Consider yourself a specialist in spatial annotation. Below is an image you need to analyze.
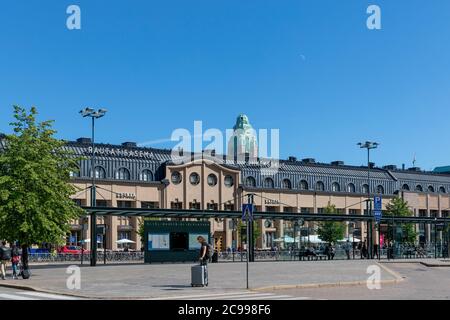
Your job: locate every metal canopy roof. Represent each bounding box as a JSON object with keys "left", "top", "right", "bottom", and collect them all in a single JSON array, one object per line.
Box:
[{"left": 82, "top": 207, "right": 449, "bottom": 224}]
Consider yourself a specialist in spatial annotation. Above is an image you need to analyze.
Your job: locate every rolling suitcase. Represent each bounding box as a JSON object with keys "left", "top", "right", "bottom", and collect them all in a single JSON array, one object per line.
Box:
[{"left": 191, "top": 265, "right": 208, "bottom": 287}]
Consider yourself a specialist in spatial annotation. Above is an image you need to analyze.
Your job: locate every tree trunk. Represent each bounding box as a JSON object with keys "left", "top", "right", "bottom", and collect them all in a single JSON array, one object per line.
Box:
[{"left": 21, "top": 244, "right": 29, "bottom": 270}]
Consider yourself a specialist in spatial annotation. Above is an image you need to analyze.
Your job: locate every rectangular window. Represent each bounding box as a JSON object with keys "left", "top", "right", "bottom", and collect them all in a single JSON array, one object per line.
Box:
[
  {"left": 117, "top": 201, "right": 132, "bottom": 208},
  {"left": 283, "top": 207, "right": 296, "bottom": 213},
  {"left": 224, "top": 203, "right": 235, "bottom": 211},
  {"left": 207, "top": 203, "right": 218, "bottom": 211},
  {"left": 189, "top": 202, "right": 201, "bottom": 210},
  {"left": 170, "top": 232, "right": 188, "bottom": 251},
  {"left": 73, "top": 199, "right": 82, "bottom": 206},
  {"left": 171, "top": 202, "right": 183, "bottom": 210},
  {"left": 96, "top": 200, "right": 108, "bottom": 207},
  {"left": 141, "top": 202, "right": 159, "bottom": 209},
  {"left": 349, "top": 209, "right": 359, "bottom": 215}
]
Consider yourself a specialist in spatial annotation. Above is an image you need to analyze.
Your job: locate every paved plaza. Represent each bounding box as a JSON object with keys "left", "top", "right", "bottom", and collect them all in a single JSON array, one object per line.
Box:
[{"left": 0, "top": 260, "right": 401, "bottom": 299}]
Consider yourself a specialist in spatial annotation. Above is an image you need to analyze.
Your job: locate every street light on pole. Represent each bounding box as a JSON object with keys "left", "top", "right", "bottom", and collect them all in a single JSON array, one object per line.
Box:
[
  {"left": 79, "top": 107, "right": 107, "bottom": 267},
  {"left": 358, "top": 141, "right": 379, "bottom": 259}
]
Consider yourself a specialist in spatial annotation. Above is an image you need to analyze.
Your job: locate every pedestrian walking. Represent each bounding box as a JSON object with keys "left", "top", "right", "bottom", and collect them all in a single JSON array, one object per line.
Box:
[
  {"left": 345, "top": 240, "right": 351, "bottom": 260},
  {"left": 330, "top": 243, "right": 335, "bottom": 260},
  {"left": 373, "top": 243, "right": 379, "bottom": 259},
  {"left": 0, "top": 241, "right": 12, "bottom": 280},
  {"left": 361, "top": 242, "right": 367, "bottom": 259},
  {"left": 11, "top": 243, "right": 20, "bottom": 280}
]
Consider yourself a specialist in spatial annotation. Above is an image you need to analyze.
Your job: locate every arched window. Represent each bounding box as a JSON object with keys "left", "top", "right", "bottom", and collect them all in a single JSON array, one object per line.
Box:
[
  {"left": 264, "top": 177, "right": 274, "bottom": 189},
  {"left": 362, "top": 184, "right": 369, "bottom": 194},
  {"left": 92, "top": 166, "right": 106, "bottom": 179},
  {"left": 224, "top": 175, "right": 234, "bottom": 188},
  {"left": 282, "top": 178, "right": 292, "bottom": 189},
  {"left": 439, "top": 186, "right": 446, "bottom": 193},
  {"left": 416, "top": 185, "right": 423, "bottom": 192},
  {"left": 428, "top": 186, "right": 435, "bottom": 193},
  {"left": 207, "top": 174, "right": 218, "bottom": 187},
  {"left": 171, "top": 171, "right": 182, "bottom": 184},
  {"left": 377, "top": 185, "right": 385, "bottom": 194},
  {"left": 245, "top": 176, "right": 256, "bottom": 187},
  {"left": 315, "top": 181, "right": 325, "bottom": 191},
  {"left": 331, "top": 182, "right": 341, "bottom": 192},
  {"left": 347, "top": 183, "right": 356, "bottom": 193},
  {"left": 140, "top": 169, "right": 153, "bottom": 182},
  {"left": 116, "top": 167, "right": 131, "bottom": 180},
  {"left": 299, "top": 180, "right": 309, "bottom": 190},
  {"left": 402, "top": 184, "right": 410, "bottom": 191},
  {"left": 189, "top": 172, "right": 200, "bottom": 185}
]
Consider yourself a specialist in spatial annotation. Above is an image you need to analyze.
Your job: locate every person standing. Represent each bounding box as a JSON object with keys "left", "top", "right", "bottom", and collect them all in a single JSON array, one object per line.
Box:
[
  {"left": 197, "top": 236, "right": 210, "bottom": 285},
  {"left": 10, "top": 244, "right": 20, "bottom": 280},
  {"left": 0, "top": 241, "right": 12, "bottom": 280}
]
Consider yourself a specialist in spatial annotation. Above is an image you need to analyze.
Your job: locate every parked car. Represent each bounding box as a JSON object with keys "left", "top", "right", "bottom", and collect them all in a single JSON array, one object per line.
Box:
[{"left": 58, "top": 245, "right": 84, "bottom": 254}]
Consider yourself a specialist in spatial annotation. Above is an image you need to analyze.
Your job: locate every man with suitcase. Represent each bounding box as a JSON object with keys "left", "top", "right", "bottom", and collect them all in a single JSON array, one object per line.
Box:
[{"left": 191, "top": 236, "right": 210, "bottom": 287}]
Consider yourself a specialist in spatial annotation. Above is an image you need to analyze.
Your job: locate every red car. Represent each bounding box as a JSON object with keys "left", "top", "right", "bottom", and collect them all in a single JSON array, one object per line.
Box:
[{"left": 58, "top": 245, "right": 86, "bottom": 254}]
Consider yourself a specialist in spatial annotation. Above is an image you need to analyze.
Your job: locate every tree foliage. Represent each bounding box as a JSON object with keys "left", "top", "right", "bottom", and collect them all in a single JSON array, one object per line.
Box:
[
  {"left": 0, "top": 106, "right": 84, "bottom": 247},
  {"left": 384, "top": 196, "right": 417, "bottom": 243},
  {"left": 317, "top": 203, "right": 345, "bottom": 244}
]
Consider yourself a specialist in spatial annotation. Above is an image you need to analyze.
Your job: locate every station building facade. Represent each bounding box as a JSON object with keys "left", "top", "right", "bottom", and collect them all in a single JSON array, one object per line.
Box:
[{"left": 66, "top": 115, "right": 450, "bottom": 251}]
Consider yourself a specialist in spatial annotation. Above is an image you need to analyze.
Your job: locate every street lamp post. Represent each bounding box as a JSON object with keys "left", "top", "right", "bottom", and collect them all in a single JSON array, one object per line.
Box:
[
  {"left": 358, "top": 141, "right": 379, "bottom": 260},
  {"left": 79, "top": 107, "right": 107, "bottom": 267}
]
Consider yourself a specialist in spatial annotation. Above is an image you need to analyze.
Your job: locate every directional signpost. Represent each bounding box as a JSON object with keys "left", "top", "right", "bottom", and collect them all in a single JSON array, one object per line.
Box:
[
  {"left": 374, "top": 196, "right": 382, "bottom": 260},
  {"left": 374, "top": 196, "right": 382, "bottom": 224},
  {"left": 242, "top": 201, "right": 254, "bottom": 289}
]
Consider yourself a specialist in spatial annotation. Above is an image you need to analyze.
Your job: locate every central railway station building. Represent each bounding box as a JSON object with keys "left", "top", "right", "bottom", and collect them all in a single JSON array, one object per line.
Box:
[{"left": 66, "top": 115, "right": 450, "bottom": 251}]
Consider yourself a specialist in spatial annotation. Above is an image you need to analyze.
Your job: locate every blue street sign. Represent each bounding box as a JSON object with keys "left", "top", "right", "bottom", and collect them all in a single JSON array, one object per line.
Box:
[
  {"left": 374, "top": 196, "right": 382, "bottom": 223},
  {"left": 242, "top": 204, "right": 254, "bottom": 221}
]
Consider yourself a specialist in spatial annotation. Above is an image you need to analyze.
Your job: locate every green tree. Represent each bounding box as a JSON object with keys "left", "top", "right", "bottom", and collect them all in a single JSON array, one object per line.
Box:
[
  {"left": 384, "top": 196, "right": 417, "bottom": 243},
  {"left": 237, "top": 220, "right": 261, "bottom": 245},
  {"left": 317, "top": 203, "right": 345, "bottom": 244},
  {"left": 0, "top": 106, "right": 84, "bottom": 268}
]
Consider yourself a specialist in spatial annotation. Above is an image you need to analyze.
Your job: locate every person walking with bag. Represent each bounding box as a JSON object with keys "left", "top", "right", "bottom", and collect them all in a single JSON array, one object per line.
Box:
[
  {"left": 11, "top": 244, "right": 20, "bottom": 280},
  {"left": 0, "top": 241, "right": 12, "bottom": 280}
]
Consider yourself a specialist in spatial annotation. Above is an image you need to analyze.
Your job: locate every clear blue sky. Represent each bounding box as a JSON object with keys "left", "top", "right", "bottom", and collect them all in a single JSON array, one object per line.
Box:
[{"left": 1, "top": 0, "right": 449, "bottom": 170}]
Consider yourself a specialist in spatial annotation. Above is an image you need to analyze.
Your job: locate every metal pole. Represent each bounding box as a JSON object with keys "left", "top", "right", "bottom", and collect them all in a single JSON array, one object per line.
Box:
[
  {"left": 246, "top": 195, "right": 251, "bottom": 289},
  {"left": 367, "top": 147, "right": 372, "bottom": 259},
  {"left": 104, "top": 229, "right": 107, "bottom": 265},
  {"left": 90, "top": 116, "right": 97, "bottom": 267},
  {"left": 378, "top": 222, "right": 381, "bottom": 261},
  {"left": 435, "top": 221, "right": 437, "bottom": 259},
  {"left": 352, "top": 226, "right": 355, "bottom": 259},
  {"left": 232, "top": 219, "right": 235, "bottom": 262}
]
